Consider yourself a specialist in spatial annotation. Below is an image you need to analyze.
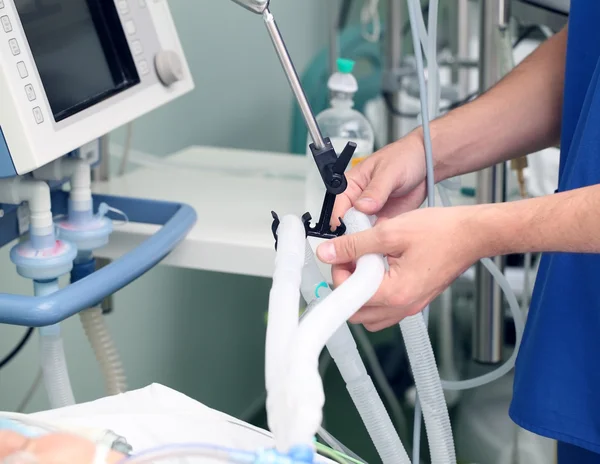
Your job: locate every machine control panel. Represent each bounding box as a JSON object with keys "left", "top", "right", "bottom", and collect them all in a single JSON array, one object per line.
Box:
[{"left": 0, "top": 0, "right": 194, "bottom": 177}]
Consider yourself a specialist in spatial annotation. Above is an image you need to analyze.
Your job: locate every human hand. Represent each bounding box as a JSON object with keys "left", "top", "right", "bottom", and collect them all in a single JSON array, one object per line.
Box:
[
  {"left": 332, "top": 133, "right": 430, "bottom": 226},
  {"left": 318, "top": 206, "right": 486, "bottom": 331},
  {"left": 0, "top": 431, "right": 124, "bottom": 464}
]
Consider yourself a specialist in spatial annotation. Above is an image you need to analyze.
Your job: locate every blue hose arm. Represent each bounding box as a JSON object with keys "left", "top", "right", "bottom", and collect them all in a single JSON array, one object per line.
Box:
[{"left": 0, "top": 192, "right": 197, "bottom": 327}]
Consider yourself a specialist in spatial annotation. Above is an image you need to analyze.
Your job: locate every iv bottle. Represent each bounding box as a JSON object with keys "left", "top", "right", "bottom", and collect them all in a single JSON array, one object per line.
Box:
[{"left": 304, "top": 58, "right": 375, "bottom": 221}]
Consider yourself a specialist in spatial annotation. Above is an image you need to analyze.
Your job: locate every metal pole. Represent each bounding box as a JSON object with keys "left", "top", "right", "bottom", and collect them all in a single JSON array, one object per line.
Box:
[
  {"left": 329, "top": 0, "right": 340, "bottom": 75},
  {"left": 457, "top": 0, "right": 472, "bottom": 98},
  {"left": 263, "top": 9, "right": 325, "bottom": 150},
  {"left": 91, "top": 134, "right": 111, "bottom": 182},
  {"left": 473, "top": 0, "right": 506, "bottom": 364},
  {"left": 386, "top": 0, "right": 403, "bottom": 144}
]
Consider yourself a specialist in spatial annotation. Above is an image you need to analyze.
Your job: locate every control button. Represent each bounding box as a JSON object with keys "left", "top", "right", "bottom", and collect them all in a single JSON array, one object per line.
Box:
[
  {"left": 25, "top": 84, "right": 35, "bottom": 101},
  {"left": 154, "top": 50, "right": 184, "bottom": 87},
  {"left": 124, "top": 20, "right": 136, "bottom": 35},
  {"left": 138, "top": 59, "right": 149, "bottom": 75},
  {"left": 17, "top": 61, "right": 27, "bottom": 78},
  {"left": 118, "top": 0, "right": 129, "bottom": 14},
  {"left": 9, "top": 38, "right": 20, "bottom": 56},
  {"left": 1, "top": 15, "right": 11, "bottom": 32},
  {"left": 0, "top": 1, "right": 5, "bottom": 9},
  {"left": 131, "top": 39, "right": 143, "bottom": 56},
  {"left": 32, "top": 107, "right": 43, "bottom": 124}
]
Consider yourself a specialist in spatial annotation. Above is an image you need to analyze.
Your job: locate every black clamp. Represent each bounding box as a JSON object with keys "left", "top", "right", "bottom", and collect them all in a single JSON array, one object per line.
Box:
[{"left": 272, "top": 138, "right": 356, "bottom": 248}]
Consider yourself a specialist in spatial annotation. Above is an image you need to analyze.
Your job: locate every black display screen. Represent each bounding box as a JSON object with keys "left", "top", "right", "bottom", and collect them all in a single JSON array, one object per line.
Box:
[{"left": 15, "top": 0, "right": 139, "bottom": 122}]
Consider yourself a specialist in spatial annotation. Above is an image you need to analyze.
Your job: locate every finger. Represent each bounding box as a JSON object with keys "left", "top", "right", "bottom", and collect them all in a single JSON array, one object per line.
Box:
[
  {"left": 363, "top": 319, "right": 399, "bottom": 332},
  {"left": 331, "top": 262, "right": 354, "bottom": 288},
  {"left": 377, "top": 183, "right": 428, "bottom": 219},
  {"left": 349, "top": 306, "right": 392, "bottom": 325},
  {"left": 0, "top": 431, "right": 28, "bottom": 457},
  {"left": 331, "top": 165, "right": 373, "bottom": 227},
  {"left": 355, "top": 162, "right": 404, "bottom": 215},
  {"left": 317, "top": 228, "right": 386, "bottom": 264}
]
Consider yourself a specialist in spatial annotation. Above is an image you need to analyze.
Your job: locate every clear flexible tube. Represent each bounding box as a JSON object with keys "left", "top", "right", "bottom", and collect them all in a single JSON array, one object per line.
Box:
[
  {"left": 302, "top": 245, "right": 410, "bottom": 464},
  {"left": 349, "top": 324, "right": 409, "bottom": 441},
  {"left": 406, "top": 0, "right": 440, "bottom": 461},
  {"left": 34, "top": 280, "right": 75, "bottom": 410},
  {"left": 406, "top": 0, "right": 525, "bottom": 393},
  {"left": 401, "top": 314, "right": 455, "bottom": 464},
  {"left": 79, "top": 306, "right": 127, "bottom": 396},
  {"left": 39, "top": 326, "right": 76, "bottom": 410},
  {"left": 121, "top": 444, "right": 254, "bottom": 464},
  {"left": 317, "top": 427, "right": 367, "bottom": 464}
]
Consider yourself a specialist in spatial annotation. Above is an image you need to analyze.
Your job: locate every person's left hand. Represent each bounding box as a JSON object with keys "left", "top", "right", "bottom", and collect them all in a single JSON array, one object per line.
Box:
[{"left": 316, "top": 206, "right": 488, "bottom": 331}]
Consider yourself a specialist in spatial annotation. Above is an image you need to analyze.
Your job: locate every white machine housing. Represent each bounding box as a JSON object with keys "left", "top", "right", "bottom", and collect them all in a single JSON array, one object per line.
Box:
[
  {"left": 520, "top": 0, "right": 570, "bottom": 14},
  {"left": 0, "top": 0, "right": 194, "bottom": 177}
]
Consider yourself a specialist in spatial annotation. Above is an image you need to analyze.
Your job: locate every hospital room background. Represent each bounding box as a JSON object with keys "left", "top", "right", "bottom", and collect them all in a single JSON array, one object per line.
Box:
[{"left": 0, "top": 1, "right": 562, "bottom": 462}]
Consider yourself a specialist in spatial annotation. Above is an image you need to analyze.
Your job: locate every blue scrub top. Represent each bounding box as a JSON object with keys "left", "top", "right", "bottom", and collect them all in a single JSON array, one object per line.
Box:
[{"left": 510, "top": 0, "right": 600, "bottom": 455}]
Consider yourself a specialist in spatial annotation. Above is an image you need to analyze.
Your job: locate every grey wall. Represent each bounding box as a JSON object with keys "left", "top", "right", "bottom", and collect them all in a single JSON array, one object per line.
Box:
[{"left": 115, "top": 0, "right": 331, "bottom": 156}]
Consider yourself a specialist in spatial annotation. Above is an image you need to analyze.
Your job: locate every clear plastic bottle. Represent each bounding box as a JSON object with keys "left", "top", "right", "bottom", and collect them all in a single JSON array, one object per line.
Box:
[{"left": 304, "top": 58, "right": 375, "bottom": 221}]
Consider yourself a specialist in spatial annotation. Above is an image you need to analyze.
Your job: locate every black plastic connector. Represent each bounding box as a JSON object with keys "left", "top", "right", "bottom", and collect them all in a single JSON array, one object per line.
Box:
[{"left": 271, "top": 139, "right": 356, "bottom": 248}]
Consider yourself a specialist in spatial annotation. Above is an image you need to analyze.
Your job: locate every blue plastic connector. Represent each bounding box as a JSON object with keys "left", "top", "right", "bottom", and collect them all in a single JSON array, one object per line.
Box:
[
  {"left": 71, "top": 259, "right": 96, "bottom": 284},
  {"left": 287, "top": 446, "right": 315, "bottom": 463},
  {"left": 0, "top": 191, "right": 197, "bottom": 327}
]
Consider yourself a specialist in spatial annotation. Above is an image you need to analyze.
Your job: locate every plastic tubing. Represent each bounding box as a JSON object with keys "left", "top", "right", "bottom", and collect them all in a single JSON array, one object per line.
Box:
[
  {"left": 35, "top": 280, "right": 76, "bottom": 410},
  {"left": 407, "top": 0, "right": 525, "bottom": 392},
  {"left": 282, "top": 209, "right": 385, "bottom": 450},
  {"left": 120, "top": 444, "right": 255, "bottom": 464},
  {"left": 301, "top": 245, "right": 410, "bottom": 464},
  {"left": 79, "top": 305, "right": 127, "bottom": 396},
  {"left": 317, "top": 427, "right": 366, "bottom": 464},
  {"left": 400, "top": 314, "right": 455, "bottom": 464},
  {"left": 265, "top": 215, "right": 306, "bottom": 450}
]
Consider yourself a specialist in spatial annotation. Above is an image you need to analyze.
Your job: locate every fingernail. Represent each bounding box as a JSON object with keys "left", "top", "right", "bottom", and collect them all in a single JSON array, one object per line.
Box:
[
  {"left": 318, "top": 243, "right": 337, "bottom": 263},
  {"left": 357, "top": 197, "right": 376, "bottom": 208}
]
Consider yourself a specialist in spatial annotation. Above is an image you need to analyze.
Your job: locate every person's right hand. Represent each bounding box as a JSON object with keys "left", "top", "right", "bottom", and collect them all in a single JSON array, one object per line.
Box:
[{"left": 333, "top": 132, "right": 430, "bottom": 225}]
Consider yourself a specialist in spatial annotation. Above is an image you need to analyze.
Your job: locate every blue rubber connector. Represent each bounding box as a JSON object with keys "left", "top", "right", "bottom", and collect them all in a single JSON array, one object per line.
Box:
[
  {"left": 288, "top": 446, "right": 315, "bottom": 463},
  {"left": 71, "top": 259, "right": 97, "bottom": 284}
]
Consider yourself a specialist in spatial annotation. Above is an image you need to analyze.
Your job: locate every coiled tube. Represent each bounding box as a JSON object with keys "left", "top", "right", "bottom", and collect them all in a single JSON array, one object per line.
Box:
[
  {"left": 302, "top": 245, "right": 410, "bottom": 464},
  {"left": 79, "top": 306, "right": 127, "bottom": 396},
  {"left": 39, "top": 326, "right": 75, "bottom": 410}
]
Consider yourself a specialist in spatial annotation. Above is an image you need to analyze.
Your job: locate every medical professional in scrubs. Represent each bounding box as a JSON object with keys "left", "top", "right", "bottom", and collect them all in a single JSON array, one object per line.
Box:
[{"left": 317, "top": 2, "right": 600, "bottom": 461}]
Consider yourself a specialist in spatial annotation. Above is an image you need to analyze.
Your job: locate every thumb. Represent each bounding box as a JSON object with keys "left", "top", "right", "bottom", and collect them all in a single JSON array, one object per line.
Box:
[
  {"left": 317, "top": 229, "right": 383, "bottom": 264},
  {"left": 355, "top": 165, "right": 401, "bottom": 215}
]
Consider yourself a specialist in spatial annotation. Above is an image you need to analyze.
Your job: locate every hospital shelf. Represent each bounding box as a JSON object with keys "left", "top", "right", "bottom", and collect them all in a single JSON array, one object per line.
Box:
[
  {"left": 92, "top": 146, "right": 530, "bottom": 297},
  {"left": 93, "top": 146, "right": 309, "bottom": 279}
]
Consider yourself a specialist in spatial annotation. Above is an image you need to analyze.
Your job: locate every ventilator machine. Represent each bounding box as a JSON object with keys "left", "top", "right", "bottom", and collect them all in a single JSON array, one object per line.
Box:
[{"left": 0, "top": 0, "right": 558, "bottom": 462}]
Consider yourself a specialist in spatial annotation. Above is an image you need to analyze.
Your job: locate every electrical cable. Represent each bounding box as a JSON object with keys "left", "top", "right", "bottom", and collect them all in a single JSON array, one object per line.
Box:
[{"left": 0, "top": 328, "right": 34, "bottom": 370}]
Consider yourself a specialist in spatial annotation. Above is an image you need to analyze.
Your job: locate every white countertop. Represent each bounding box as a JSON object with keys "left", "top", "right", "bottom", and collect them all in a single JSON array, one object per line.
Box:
[{"left": 93, "top": 146, "right": 308, "bottom": 278}]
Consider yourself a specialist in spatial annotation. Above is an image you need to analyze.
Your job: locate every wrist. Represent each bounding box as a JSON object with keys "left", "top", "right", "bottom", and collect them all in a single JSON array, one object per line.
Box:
[
  {"left": 465, "top": 201, "right": 528, "bottom": 259},
  {"left": 408, "top": 120, "right": 455, "bottom": 184}
]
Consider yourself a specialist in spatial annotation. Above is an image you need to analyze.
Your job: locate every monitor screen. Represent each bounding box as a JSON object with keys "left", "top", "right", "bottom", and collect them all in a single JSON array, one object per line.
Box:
[{"left": 15, "top": 0, "right": 139, "bottom": 122}]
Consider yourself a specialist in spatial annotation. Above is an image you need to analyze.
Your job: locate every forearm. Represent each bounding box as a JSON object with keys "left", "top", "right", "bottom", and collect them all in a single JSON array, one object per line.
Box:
[
  {"left": 415, "top": 26, "right": 568, "bottom": 182},
  {"left": 472, "top": 185, "right": 600, "bottom": 258}
]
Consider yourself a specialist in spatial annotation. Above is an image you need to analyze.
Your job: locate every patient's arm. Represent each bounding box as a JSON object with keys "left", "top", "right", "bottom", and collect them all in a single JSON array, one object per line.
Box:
[{"left": 0, "top": 431, "right": 124, "bottom": 463}]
